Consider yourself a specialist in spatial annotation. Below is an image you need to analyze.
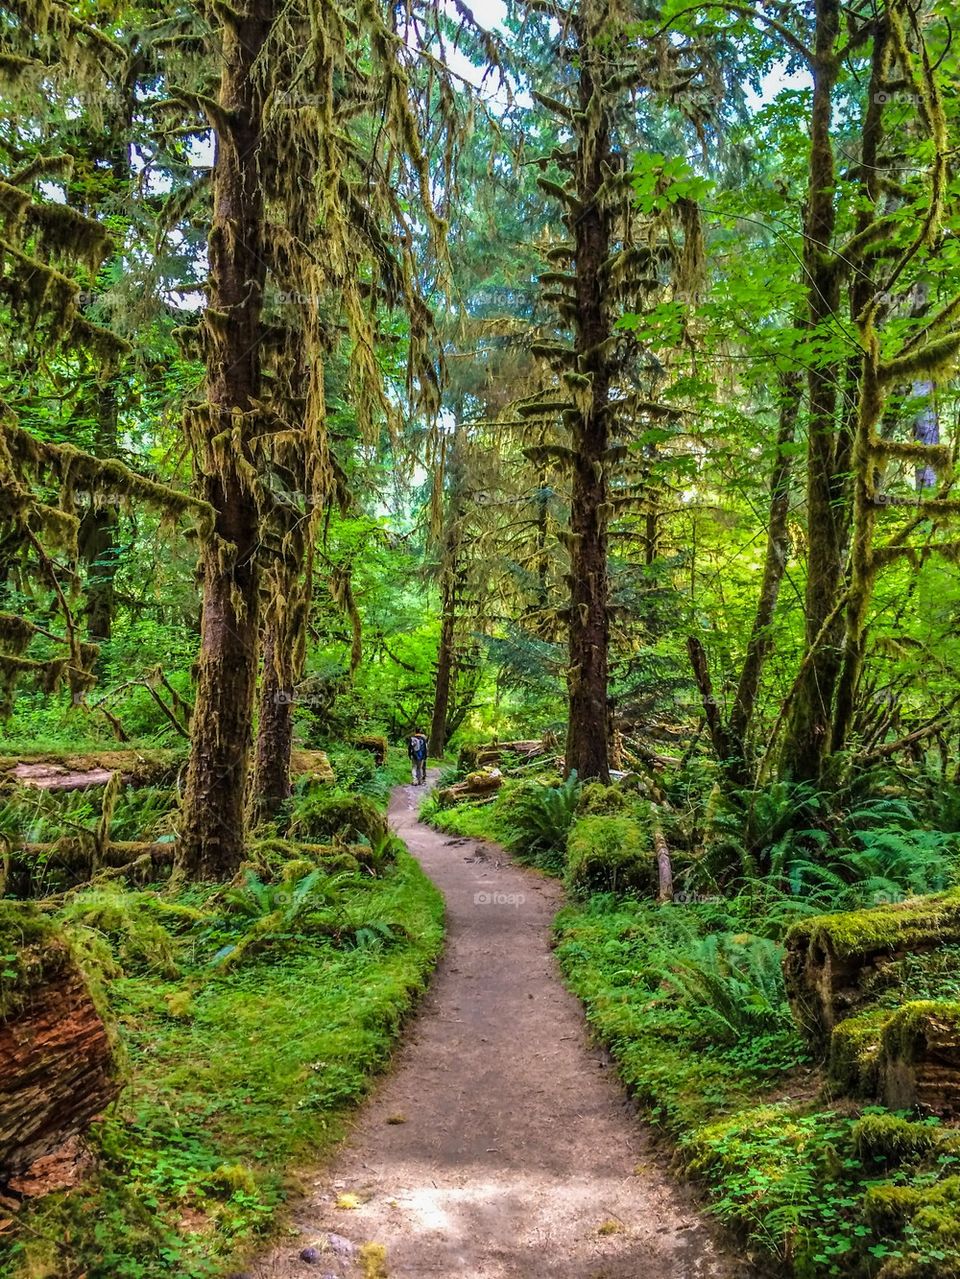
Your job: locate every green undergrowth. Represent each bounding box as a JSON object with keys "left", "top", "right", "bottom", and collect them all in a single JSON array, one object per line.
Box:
[
  {"left": 554, "top": 893, "right": 960, "bottom": 1278},
  {"left": 1, "top": 848, "right": 444, "bottom": 1279}
]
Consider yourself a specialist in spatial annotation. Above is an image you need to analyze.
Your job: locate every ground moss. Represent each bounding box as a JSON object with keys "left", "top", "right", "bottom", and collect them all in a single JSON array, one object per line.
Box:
[{"left": 864, "top": 1177, "right": 960, "bottom": 1278}]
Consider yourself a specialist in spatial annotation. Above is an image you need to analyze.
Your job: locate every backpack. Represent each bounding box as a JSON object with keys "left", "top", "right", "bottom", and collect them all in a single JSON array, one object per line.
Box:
[{"left": 410, "top": 734, "right": 427, "bottom": 760}]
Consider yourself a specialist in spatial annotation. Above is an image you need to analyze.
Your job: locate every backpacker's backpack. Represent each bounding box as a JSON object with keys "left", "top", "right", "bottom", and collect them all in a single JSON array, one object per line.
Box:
[{"left": 410, "top": 734, "right": 427, "bottom": 760}]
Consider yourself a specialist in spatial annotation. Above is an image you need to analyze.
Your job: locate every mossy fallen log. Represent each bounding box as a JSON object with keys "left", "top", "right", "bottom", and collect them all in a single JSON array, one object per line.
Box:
[
  {"left": 0, "top": 903, "right": 119, "bottom": 1182},
  {"left": 290, "top": 750, "right": 335, "bottom": 785},
  {"left": 878, "top": 1001, "right": 960, "bottom": 1117},
  {"left": 352, "top": 736, "right": 387, "bottom": 765},
  {"left": 0, "top": 750, "right": 184, "bottom": 792},
  {"left": 437, "top": 768, "right": 503, "bottom": 806},
  {"left": 458, "top": 740, "right": 545, "bottom": 770},
  {"left": 0, "top": 748, "right": 333, "bottom": 793},
  {"left": 784, "top": 890, "right": 960, "bottom": 1047},
  {"left": 3, "top": 840, "right": 175, "bottom": 897}
]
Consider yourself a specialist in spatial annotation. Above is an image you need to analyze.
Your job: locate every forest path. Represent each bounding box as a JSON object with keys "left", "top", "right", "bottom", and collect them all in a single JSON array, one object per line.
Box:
[{"left": 250, "top": 775, "right": 741, "bottom": 1279}]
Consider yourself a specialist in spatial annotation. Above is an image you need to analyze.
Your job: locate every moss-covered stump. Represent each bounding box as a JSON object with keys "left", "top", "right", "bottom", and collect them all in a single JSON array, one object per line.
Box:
[
  {"left": 784, "top": 891, "right": 960, "bottom": 1048},
  {"left": 290, "top": 749, "right": 335, "bottom": 785},
  {"left": 877, "top": 1001, "right": 960, "bottom": 1117},
  {"left": 285, "top": 793, "right": 387, "bottom": 846},
  {"left": 565, "top": 815, "right": 653, "bottom": 896},
  {"left": 0, "top": 904, "right": 119, "bottom": 1182}
]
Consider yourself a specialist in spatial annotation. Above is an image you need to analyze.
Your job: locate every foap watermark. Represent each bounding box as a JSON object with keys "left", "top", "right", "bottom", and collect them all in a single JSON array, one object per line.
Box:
[
  {"left": 874, "top": 90, "right": 921, "bottom": 105},
  {"left": 474, "top": 889, "right": 525, "bottom": 908},
  {"left": 274, "top": 688, "right": 326, "bottom": 706},
  {"left": 671, "top": 890, "right": 724, "bottom": 905}
]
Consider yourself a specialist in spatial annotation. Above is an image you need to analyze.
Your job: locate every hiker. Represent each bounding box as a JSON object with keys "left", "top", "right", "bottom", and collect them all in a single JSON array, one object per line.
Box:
[{"left": 408, "top": 729, "right": 428, "bottom": 785}]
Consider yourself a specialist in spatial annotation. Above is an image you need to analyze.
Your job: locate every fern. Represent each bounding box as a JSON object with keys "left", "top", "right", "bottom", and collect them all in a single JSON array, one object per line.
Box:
[
  {"left": 662, "top": 932, "right": 793, "bottom": 1046},
  {"left": 501, "top": 771, "right": 581, "bottom": 869}
]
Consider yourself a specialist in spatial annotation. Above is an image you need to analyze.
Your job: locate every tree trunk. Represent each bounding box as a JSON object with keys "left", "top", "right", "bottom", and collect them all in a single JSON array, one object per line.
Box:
[
  {"left": 780, "top": 0, "right": 844, "bottom": 783},
  {"left": 176, "top": 1, "right": 270, "bottom": 880},
  {"left": 78, "top": 384, "right": 120, "bottom": 645},
  {"left": 729, "top": 368, "right": 801, "bottom": 754},
  {"left": 913, "top": 379, "right": 938, "bottom": 490},
  {"left": 252, "top": 622, "right": 295, "bottom": 822},
  {"left": 428, "top": 585, "right": 456, "bottom": 759},
  {"left": 564, "top": 3, "right": 611, "bottom": 783},
  {"left": 829, "top": 17, "right": 887, "bottom": 756}
]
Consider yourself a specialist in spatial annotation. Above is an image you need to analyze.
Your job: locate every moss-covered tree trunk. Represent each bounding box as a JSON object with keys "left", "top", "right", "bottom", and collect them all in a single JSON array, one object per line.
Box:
[
  {"left": 177, "top": 1, "right": 271, "bottom": 879},
  {"left": 727, "top": 368, "right": 801, "bottom": 764},
  {"left": 252, "top": 622, "right": 295, "bottom": 821},
  {"left": 564, "top": 0, "right": 611, "bottom": 783},
  {"left": 780, "top": 0, "right": 844, "bottom": 783},
  {"left": 428, "top": 572, "right": 456, "bottom": 759},
  {"left": 78, "top": 383, "right": 120, "bottom": 643}
]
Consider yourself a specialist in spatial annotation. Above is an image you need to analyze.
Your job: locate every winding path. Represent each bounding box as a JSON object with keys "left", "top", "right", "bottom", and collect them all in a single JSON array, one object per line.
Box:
[{"left": 251, "top": 778, "right": 741, "bottom": 1278}]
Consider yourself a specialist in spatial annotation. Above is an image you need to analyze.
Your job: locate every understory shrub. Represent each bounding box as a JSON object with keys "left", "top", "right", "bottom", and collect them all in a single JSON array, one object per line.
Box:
[
  {"left": 284, "top": 791, "right": 388, "bottom": 847},
  {"left": 565, "top": 814, "right": 652, "bottom": 896},
  {"left": 498, "top": 771, "right": 581, "bottom": 870}
]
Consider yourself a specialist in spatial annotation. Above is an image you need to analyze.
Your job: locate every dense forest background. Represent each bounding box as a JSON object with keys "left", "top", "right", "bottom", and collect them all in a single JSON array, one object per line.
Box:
[
  {"left": 4, "top": 0, "right": 960, "bottom": 821},
  {"left": 4, "top": 0, "right": 960, "bottom": 1276}
]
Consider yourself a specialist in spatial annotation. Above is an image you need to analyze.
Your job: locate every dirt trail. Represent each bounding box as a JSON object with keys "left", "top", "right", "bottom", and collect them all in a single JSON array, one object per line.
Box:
[{"left": 251, "top": 777, "right": 742, "bottom": 1279}]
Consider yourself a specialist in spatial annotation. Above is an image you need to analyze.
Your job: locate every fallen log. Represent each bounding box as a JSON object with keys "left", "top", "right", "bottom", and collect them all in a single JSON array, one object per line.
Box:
[
  {"left": 2, "top": 841, "right": 176, "bottom": 898},
  {"left": 0, "top": 750, "right": 185, "bottom": 792},
  {"left": 0, "top": 904, "right": 120, "bottom": 1182},
  {"left": 784, "top": 891, "right": 960, "bottom": 1048},
  {"left": 352, "top": 736, "right": 387, "bottom": 766},
  {"left": 459, "top": 741, "right": 545, "bottom": 770},
  {"left": 437, "top": 768, "right": 503, "bottom": 807}
]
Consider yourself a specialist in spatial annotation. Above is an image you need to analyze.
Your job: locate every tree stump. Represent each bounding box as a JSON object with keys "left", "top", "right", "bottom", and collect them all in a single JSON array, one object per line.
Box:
[
  {"left": 0, "top": 912, "right": 119, "bottom": 1182},
  {"left": 878, "top": 1001, "right": 960, "bottom": 1117}
]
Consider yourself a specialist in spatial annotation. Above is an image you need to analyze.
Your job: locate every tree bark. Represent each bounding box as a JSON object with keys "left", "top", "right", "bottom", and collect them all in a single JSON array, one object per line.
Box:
[
  {"left": 176, "top": 1, "right": 271, "bottom": 879},
  {"left": 729, "top": 368, "right": 801, "bottom": 752},
  {"left": 780, "top": 0, "right": 844, "bottom": 783},
  {"left": 564, "top": 0, "right": 612, "bottom": 783},
  {"left": 0, "top": 960, "right": 119, "bottom": 1179},
  {"left": 252, "top": 622, "right": 295, "bottom": 821},
  {"left": 428, "top": 590, "right": 456, "bottom": 759}
]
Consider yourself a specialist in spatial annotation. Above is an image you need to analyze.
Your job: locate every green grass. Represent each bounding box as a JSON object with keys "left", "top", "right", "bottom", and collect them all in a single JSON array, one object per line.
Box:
[
  {"left": 554, "top": 893, "right": 960, "bottom": 1278},
  {"left": 421, "top": 797, "right": 507, "bottom": 843},
  {"left": 1, "top": 850, "right": 444, "bottom": 1279}
]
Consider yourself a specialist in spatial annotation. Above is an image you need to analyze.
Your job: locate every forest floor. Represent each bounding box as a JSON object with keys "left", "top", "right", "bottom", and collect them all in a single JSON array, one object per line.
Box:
[{"left": 250, "top": 775, "right": 741, "bottom": 1279}]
